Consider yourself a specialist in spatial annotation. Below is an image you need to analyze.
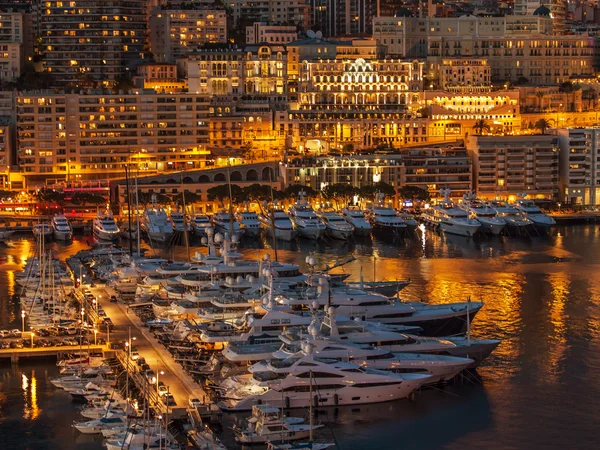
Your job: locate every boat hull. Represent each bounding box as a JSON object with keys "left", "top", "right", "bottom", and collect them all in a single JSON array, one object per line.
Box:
[
  {"left": 53, "top": 230, "right": 73, "bottom": 241},
  {"left": 476, "top": 219, "right": 505, "bottom": 236},
  {"left": 295, "top": 226, "right": 325, "bottom": 240},
  {"left": 440, "top": 221, "right": 480, "bottom": 237},
  {"left": 326, "top": 227, "right": 353, "bottom": 240},
  {"left": 93, "top": 228, "right": 119, "bottom": 241}
]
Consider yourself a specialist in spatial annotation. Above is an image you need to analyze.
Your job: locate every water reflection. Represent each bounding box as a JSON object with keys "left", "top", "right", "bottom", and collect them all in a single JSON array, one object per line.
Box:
[{"left": 21, "top": 372, "right": 41, "bottom": 421}]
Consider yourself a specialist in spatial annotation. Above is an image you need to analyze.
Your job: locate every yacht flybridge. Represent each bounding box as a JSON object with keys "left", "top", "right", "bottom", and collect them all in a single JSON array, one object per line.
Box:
[
  {"left": 461, "top": 194, "right": 505, "bottom": 236},
  {"left": 52, "top": 215, "right": 73, "bottom": 241},
  {"left": 258, "top": 203, "right": 296, "bottom": 241},
  {"left": 92, "top": 210, "right": 120, "bottom": 241},
  {"left": 341, "top": 206, "right": 372, "bottom": 236},
  {"left": 141, "top": 196, "right": 173, "bottom": 243}
]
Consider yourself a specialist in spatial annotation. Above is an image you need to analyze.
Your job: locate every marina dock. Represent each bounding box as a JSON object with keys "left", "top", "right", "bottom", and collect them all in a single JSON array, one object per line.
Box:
[{"left": 0, "top": 345, "right": 105, "bottom": 363}]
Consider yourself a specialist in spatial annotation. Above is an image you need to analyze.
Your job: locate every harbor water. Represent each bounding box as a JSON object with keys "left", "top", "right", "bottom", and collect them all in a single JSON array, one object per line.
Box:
[{"left": 1, "top": 226, "right": 599, "bottom": 449}]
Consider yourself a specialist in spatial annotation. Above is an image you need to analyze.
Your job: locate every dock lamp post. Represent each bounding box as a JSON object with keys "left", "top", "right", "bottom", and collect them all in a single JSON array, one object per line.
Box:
[
  {"left": 80, "top": 308, "right": 85, "bottom": 357},
  {"left": 30, "top": 331, "right": 34, "bottom": 348},
  {"left": 94, "top": 329, "right": 98, "bottom": 345},
  {"left": 21, "top": 310, "right": 25, "bottom": 334}
]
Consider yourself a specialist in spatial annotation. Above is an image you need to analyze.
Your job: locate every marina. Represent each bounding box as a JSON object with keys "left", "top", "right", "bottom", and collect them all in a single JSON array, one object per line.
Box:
[{"left": 1, "top": 222, "right": 599, "bottom": 450}]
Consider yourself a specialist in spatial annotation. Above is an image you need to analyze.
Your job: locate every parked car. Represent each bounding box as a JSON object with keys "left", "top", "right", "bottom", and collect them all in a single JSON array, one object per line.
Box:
[
  {"left": 0, "top": 330, "right": 8, "bottom": 338},
  {"left": 10, "top": 329, "right": 22, "bottom": 337},
  {"left": 98, "top": 309, "right": 106, "bottom": 317},
  {"left": 109, "top": 295, "right": 118, "bottom": 303},
  {"left": 1, "top": 341, "right": 11, "bottom": 349},
  {"left": 136, "top": 357, "right": 146, "bottom": 366},
  {"left": 130, "top": 351, "right": 140, "bottom": 361},
  {"left": 144, "top": 369, "right": 156, "bottom": 381},
  {"left": 139, "top": 363, "right": 151, "bottom": 372},
  {"left": 158, "top": 385, "right": 169, "bottom": 397},
  {"left": 36, "top": 328, "right": 50, "bottom": 337},
  {"left": 165, "top": 395, "right": 176, "bottom": 406},
  {"left": 188, "top": 397, "right": 202, "bottom": 408}
]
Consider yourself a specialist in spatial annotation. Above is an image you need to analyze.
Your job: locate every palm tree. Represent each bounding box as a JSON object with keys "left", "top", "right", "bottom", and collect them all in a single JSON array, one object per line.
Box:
[
  {"left": 536, "top": 91, "right": 545, "bottom": 112},
  {"left": 535, "top": 118, "right": 554, "bottom": 135},
  {"left": 473, "top": 119, "right": 491, "bottom": 136}
]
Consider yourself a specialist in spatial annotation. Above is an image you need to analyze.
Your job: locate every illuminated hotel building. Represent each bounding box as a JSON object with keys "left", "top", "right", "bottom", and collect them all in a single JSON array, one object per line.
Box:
[
  {"left": 16, "top": 90, "right": 211, "bottom": 186},
  {"left": 282, "top": 147, "right": 472, "bottom": 200},
  {"left": 467, "top": 135, "right": 559, "bottom": 200},
  {"left": 149, "top": 7, "right": 227, "bottom": 63},
  {"left": 557, "top": 128, "right": 600, "bottom": 205},
  {"left": 35, "top": 0, "right": 146, "bottom": 86}
]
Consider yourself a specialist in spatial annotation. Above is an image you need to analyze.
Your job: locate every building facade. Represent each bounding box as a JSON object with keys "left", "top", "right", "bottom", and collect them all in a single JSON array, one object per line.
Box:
[
  {"left": 150, "top": 7, "right": 227, "bottom": 63},
  {"left": 16, "top": 90, "right": 212, "bottom": 186},
  {"left": 35, "top": 0, "right": 146, "bottom": 86},
  {"left": 246, "top": 22, "right": 298, "bottom": 45},
  {"left": 557, "top": 128, "right": 600, "bottom": 205},
  {"left": 467, "top": 135, "right": 559, "bottom": 200},
  {"left": 0, "top": 11, "right": 24, "bottom": 80}
]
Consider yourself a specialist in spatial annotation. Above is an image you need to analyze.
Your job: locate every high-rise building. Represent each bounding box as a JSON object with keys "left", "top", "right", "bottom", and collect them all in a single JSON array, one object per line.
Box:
[
  {"left": 34, "top": 0, "right": 146, "bottom": 86},
  {"left": 557, "top": 128, "right": 600, "bottom": 205},
  {"left": 467, "top": 135, "right": 559, "bottom": 200},
  {"left": 513, "top": 1, "right": 566, "bottom": 34},
  {"left": 312, "top": 0, "right": 376, "bottom": 37},
  {"left": 0, "top": 10, "right": 24, "bottom": 80},
  {"left": 149, "top": 7, "right": 227, "bottom": 63}
]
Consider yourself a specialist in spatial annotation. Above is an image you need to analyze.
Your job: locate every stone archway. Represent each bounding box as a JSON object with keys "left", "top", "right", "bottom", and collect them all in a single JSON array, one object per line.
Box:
[
  {"left": 214, "top": 172, "right": 226, "bottom": 182},
  {"left": 246, "top": 169, "right": 258, "bottom": 181},
  {"left": 230, "top": 171, "right": 242, "bottom": 181}
]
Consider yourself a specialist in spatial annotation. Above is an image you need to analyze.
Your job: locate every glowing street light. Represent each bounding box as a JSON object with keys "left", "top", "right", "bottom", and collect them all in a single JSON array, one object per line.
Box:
[
  {"left": 93, "top": 329, "right": 98, "bottom": 345},
  {"left": 21, "top": 310, "right": 25, "bottom": 334},
  {"left": 30, "top": 331, "right": 34, "bottom": 348}
]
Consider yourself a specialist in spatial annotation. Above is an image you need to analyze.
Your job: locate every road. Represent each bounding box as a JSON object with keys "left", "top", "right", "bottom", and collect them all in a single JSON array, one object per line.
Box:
[{"left": 88, "top": 285, "right": 208, "bottom": 410}]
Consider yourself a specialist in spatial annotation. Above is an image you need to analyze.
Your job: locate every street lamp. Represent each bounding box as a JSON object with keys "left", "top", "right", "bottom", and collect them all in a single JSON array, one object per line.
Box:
[
  {"left": 21, "top": 310, "right": 25, "bottom": 334},
  {"left": 106, "top": 322, "right": 110, "bottom": 347},
  {"left": 94, "top": 329, "right": 98, "bottom": 345},
  {"left": 30, "top": 331, "right": 34, "bottom": 348}
]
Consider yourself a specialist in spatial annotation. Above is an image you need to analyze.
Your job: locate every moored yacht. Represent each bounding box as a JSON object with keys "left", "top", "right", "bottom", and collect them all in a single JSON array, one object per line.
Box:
[
  {"left": 421, "top": 189, "right": 480, "bottom": 237},
  {"left": 288, "top": 192, "right": 325, "bottom": 240},
  {"left": 461, "top": 195, "right": 505, "bottom": 236},
  {"left": 367, "top": 195, "right": 407, "bottom": 235},
  {"left": 341, "top": 206, "right": 372, "bottom": 236},
  {"left": 513, "top": 198, "right": 556, "bottom": 232},
  {"left": 317, "top": 208, "right": 354, "bottom": 240},
  {"left": 212, "top": 210, "right": 245, "bottom": 240},
  {"left": 170, "top": 210, "right": 191, "bottom": 233},
  {"left": 93, "top": 210, "right": 120, "bottom": 241},
  {"left": 142, "top": 199, "right": 174, "bottom": 243},
  {"left": 191, "top": 213, "right": 212, "bottom": 235},
  {"left": 235, "top": 209, "right": 262, "bottom": 237},
  {"left": 33, "top": 223, "right": 53, "bottom": 240},
  {"left": 258, "top": 204, "right": 296, "bottom": 241},
  {"left": 488, "top": 200, "right": 534, "bottom": 231},
  {"left": 51, "top": 215, "right": 73, "bottom": 241}
]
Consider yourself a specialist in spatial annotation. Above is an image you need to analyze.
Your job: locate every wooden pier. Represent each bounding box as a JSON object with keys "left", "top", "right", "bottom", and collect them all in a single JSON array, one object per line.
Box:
[{"left": 0, "top": 345, "right": 106, "bottom": 363}]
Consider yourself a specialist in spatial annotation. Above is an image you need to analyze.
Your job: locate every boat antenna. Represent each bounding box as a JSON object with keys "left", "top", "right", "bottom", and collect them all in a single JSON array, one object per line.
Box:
[
  {"left": 180, "top": 173, "right": 191, "bottom": 262},
  {"left": 268, "top": 167, "right": 279, "bottom": 262},
  {"left": 125, "top": 164, "right": 133, "bottom": 257},
  {"left": 227, "top": 158, "right": 234, "bottom": 238},
  {"left": 309, "top": 369, "right": 314, "bottom": 442},
  {"left": 135, "top": 168, "right": 141, "bottom": 257}
]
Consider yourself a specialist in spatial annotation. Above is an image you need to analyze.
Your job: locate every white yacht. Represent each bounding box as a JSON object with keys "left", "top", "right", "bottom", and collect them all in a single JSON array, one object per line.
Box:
[
  {"left": 368, "top": 196, "right": 407, "bottom": 235},
  {"left": 258, "top": 205, "right": 297, "bottom": 241},
  {"left": 317, "top": 208, "right": 354, "bottom": 240},
  {"left": 142, "top": 200, "right": 174, "bottom": 243},
  {"left": 191, "top": 213, "right": 212, "bottom": 236},
  {"left": 170, "top": 210, "right": 191, "bottom": 233},
  {"left": 488, "top": 200, "right": 534, "bottom": 231},
  {"left": 288, "top": 192, "right": 326, "bottom": 240},
  {"left": 461, "top": 196, "right": 506, "bottom": 236},
  {"left": 51, "top": 215, "right": 73, "bottom": 241},
  {"left": 397, "top": 210, "right": 419, "bottom": 230},
  {"left": 93, "top": 210, "right": 120, "bottom": 241},
  {"left": 73, "top": 417, "right": 126, "bottom": 435},
  {"left": 235, "top": 210, "right": 262, "bottom": 237},
  {"left": 234, "top": 405, "right": 320, "bottom": 444},
  {"left": 33, "top": 223, "right": 53, "bottom": 240},
  {"left": 422, "top": 190, "right": 480, "bottom": 237},
  {"left": 218, "top": 347, "right": 430, "bottom": 411},
  {"left": 513, "top": 199, "right": 556, "bottom": 231},
  {"left": 212, "top": 210, "right": 245, "bottom": 240},
  {"left": 341, "top": 206, "right": 372, "bottom": 236}
]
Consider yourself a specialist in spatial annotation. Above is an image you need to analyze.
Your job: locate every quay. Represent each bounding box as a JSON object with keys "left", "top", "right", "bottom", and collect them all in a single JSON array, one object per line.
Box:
[{"left": 0, "top": 345, "right": 105, "bottom": 363}]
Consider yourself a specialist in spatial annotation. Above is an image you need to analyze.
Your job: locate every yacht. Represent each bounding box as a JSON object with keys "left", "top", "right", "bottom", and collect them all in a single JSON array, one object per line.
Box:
[
  {"left": 234, "top": 405, "right": 321, "bottom": 444},
  {"left": 73, "top": 417, "right": 126, "bottom": 434},
  {"left": 170, "top": 210, "right": 191, "bottom": 233},
  {"left": 397, "top": 210, "right": 419, "bottom": 231},
  {"left": 142, "top": 201, "right": 174, "bottom": 243},
  {"left": 317, "top": 208, "right": 354, "bottom": 240},
  {"left": 288, "top": 192, "right": 326, "bottom": 240},
  {"left": 461, "top": 197, "right": 506, "bottom": 236},
  {"left": 488, "top": 200, "right": 534, "bottom": 231},
  {"left": 212, "top": 210, "right": 245, "bottom": 240},
  {"left": 341, "top": 206, "right": 372, "bottom": 236},
  {"left": 367, "top": 198, "right": 407, "bottom": 235},
  {"left": 513, "top": 199, "right": 556, "bottom": 231},
  {"left": 218, "top": 347, "right": 431, "bottom": 411},
  {"left": 235, "top": 210, "right": 262, "bottom": 237},
  {"left": 191, "top": 213, "right": 212, "bottom": 236},
  {"left": 93, "top": 210, "right": 120, "bottom": 241},
  {"left": 258, "top": 205, "right": 297, "bottom": 241},
  {"left": 119, "top": 222, "right": 138, "bottom": 240},
  {"left": 51, "top": 215, "right": 73, "bottom": 241},
  {"left": 421, "top": 190, "right": 480, "bottom": 237},
  {"left": 33, "top": 223, "right": 53, "bottom": 240}
]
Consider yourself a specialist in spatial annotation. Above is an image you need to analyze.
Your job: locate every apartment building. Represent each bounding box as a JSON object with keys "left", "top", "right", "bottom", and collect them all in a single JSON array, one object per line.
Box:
[
  {"left": 150, "top": 7, "right": 227, "bottom": 63},
  {"left": 557, "top": 128, "right": 600, "bottom": 205},
  {"left": 513, "top": 1, "right": 566, "bottom": 34},
  {"left": 436, "top": 57, "right": 491, "bottom": 93},
  {"left": 466, "top": 135, "right": 559, "bottom": 200},
  {"left": 186, "top": 46, "right": 244, "bottom": 95},
  {"left": 133, "top": 63, "right": 185, "bottom": 92},
  {"left": 281, "top": 147, "right": 472, "bottom": 200},
  {"left": 0, "top": 11, "right": 24, "bottom": 80},
  {"left": 246, "top": 22, "right": 298, "bottom": 45},
  {"left": 311, "top": 0, "right": 377, "bottom": 37},
  {"left": 288, "top": 55, "right": 426, "bottom": 150},
  {"left": 226, "top": 0, "right": 310, "bottom": 31},
  {"left": 16, "top": 90, "right": 212, "bottom": 186},
  {"left": 35, "top": 0, "right": 146, "bottom": 87}
]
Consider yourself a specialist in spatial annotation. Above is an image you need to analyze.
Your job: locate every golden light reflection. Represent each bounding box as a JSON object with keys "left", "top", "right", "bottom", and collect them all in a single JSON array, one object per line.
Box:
[
  {"left": 544, "top": 272, "right": 569, "bottom": 384},
  {"left": 21, "top": 372, "right": 41, "bottom": 420}
]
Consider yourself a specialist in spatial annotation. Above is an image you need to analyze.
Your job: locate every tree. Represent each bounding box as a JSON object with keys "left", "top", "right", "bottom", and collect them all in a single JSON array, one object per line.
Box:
[
  {"left": 398, "top": 185, "right": 430, "bottom": 205},
  {"left": 35, "top": 188, "right": 65, "bottom": 205},
  {"left": 207, "top": 184, "right": 243, "bottom": 206},
  {"left": 535, "top": 118, "right": 554, "bottom": 135},
  {"left": 282, "top": 184, "right": 317, "bottom": 200},
  {"left": 172, "top": 191, "right": 202, "bottom": 205},
  {"left": 322, "top": 183, "right": 358, "bottom": 208},
  {"left": 242, "top": 141, "right": 254, "bottom": 161},
  {"left": 70, "top": 192, "right": 106, "bottom": 205},
  {"left": 137, "top": 191, "right": 172, "bottom": 208},
  {"left": 535, "top": 91, "right": 545, "bottom": 112},
  {"left": 359, "top": 182, "right": 395, "bottom": 202},
  {"left": 473, "top": 119, "right": 491, "bottom": 136}
]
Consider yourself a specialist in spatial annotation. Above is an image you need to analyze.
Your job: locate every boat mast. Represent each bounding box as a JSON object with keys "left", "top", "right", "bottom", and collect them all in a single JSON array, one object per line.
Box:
[
  {"left": 309, "top": 369, "right": 314, "bottom": 443},
  {"left": 226, "top": 160, "right": 234, "bottom": 238},
  {"left": 268, "top": 168, "right": 278, "bottom": 262},
  {"left": 180, "top": 173, "right": 190, "bottom": 263},
  {"left": 125, "top": 165, "right": 133, "bottom": 256},
  {"left": 467, "top": 296, "right": 471, "bottom": 346},
  {"left": 135, "top": 172, "right": 141, "bottom": 257}
]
